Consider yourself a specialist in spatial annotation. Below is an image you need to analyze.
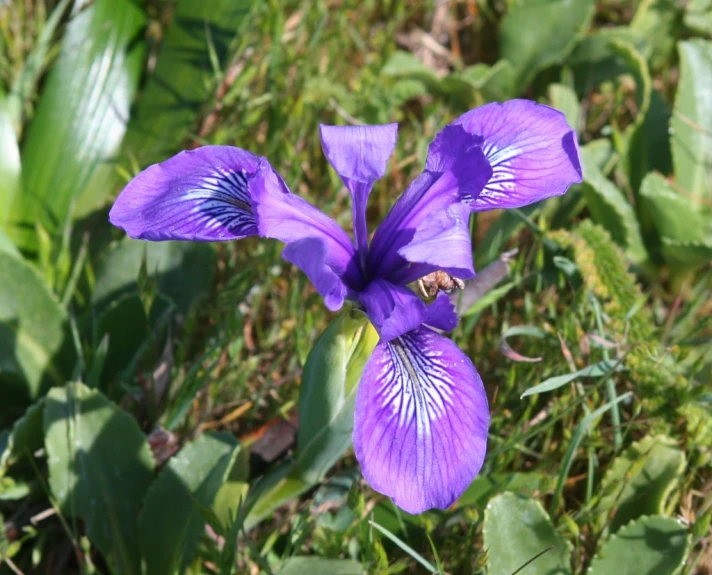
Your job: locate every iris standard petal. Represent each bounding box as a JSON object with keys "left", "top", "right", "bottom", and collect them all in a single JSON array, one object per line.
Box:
[
  {"left": 251, "top": 164, "right": 364, "bottom": 291},
  {"left": 396, "top": 202, "right": 475, "bottom": 285},
  {"left": 109, "top": 146, "right": 265, "bottom": 241},
  {"left": 282, "top": 238, "right": 349, "bottom": 311},
  {"left": 428, "top": 99, "right": 583, "bottom": 211},
  {"left": 353, "top": 326, "right": 489, "bottom": 514},
  {"left": 319, "top": 124, "right": 398, "bottom": 256},
  {"left": 359, "top": 278, "right": 427, "bottom": 342},
  {"left": 368, "top": 146, "right": 491, "bottom": 282}
]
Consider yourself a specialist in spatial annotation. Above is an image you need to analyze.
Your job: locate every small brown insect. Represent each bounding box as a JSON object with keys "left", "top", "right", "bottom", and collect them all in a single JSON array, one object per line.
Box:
[{"left": 417, "top": 271, "right": 465, "bottom": 299}]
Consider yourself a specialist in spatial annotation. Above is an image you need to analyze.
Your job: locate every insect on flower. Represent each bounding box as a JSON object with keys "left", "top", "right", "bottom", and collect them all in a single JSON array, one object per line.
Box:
[
  {"left": 417, "top": 270, "right": 466, "bottom": 299},
  {"left": 110, "top": 99, "right": 582, "bottom": 513}
]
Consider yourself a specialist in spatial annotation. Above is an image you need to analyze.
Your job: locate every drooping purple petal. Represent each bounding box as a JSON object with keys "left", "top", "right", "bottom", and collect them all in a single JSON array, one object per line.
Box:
[
  {"left": 109, "top": 146, "right": 265, "bottom": 241},
  {"left": 353, "top": 326, "right": 489, "bottom": 514},
  {"left": 395, "top": 202, "right": 475, "bottom": 285},
  {"left": 368, "top": 146, "right": 491, "bottom": 283},
  {"left": 250, "top": 165, "right": 364, "bottom": 291},
  {"left": 425, "top": 292, "right": 458, "bottom": 332},
  {"left": 427, "top": 99, "right": 582, "bottom": 212},
  {"left": 282, "top": 238, "right": 349, "bottom": 311},
  {"left": 359, "top": 278, "right": 427, "bottom": 342},
  {"left": 319, "top": 124, "right": 398, "bottom": 257}
]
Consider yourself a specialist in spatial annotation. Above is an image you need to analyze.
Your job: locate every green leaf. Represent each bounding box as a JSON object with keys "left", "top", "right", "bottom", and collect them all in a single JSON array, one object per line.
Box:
[
  {"left": 295, "top": 313, "right": 378, "bottom": 483},
  {"left": 598, "top": 436, "right": 686, "bottom": 532},
  {"left": 0, "top": 99, "right": 21, "bottom": 230},
  {"left": 588, "top": 516, "right": 689, "bottom": 575},
  {"left": 243, "top": 462, "right": 311, "bottom": 531},
  {"left": 44, "top": 382, "right": 154, "bottom": 575},
  {"left": 0, "top": 252, "right": 69, "bottom": 407},
  {"left": 455, "top": 60, "right": 517, "bottom": 102},
  {"left": 661, "top": 238, "right": 712, "bottom": 269},
  {"left": 483, "top": 493, "right": 572, "bottom": 575},
  {"left": 139, "top": 432, "right": 239, "bottom": 575},
  {"left": 684, "top": 0, "right": 712, "bottom": 35},
  {"left": 640, "top": 172, "right": 708, "bottom": 243},
  {"left": 499, "top": 0, "right": 595, "bottom": 87},
  {"left": 548, "top": 84, "right": 581, "bottom": 134},
  {"left": 580, "top": 147, "right": 648, "bottom": 266},
  {"left": 458, "top": 473, "right": 556, "bottom": 507},
  {"left": 671, "top": 40, "right": 712, "bottom": 208},
  {"left": 0, "top": 399, "right": 44, "bottom": 472},
  {"left": 278, "top": 557, "right": 363, "bottom": 575},
  {"left": 120, "top": 0, "right": 253, "bottom": 167},
  {"left": 599, "top": 436, "right": 685, "bottom": 531},
  {"left": 630, "top": 0, "right": 681, "bottom": 70},
  {"left": 9, "top": 0, "right": 146, "bottom": 252},
  {"left": 92, "top": 238, "right": 215, "bottom": 316},
  {"left": 521, "top": 359, "right": 624, "bottom": 398}
]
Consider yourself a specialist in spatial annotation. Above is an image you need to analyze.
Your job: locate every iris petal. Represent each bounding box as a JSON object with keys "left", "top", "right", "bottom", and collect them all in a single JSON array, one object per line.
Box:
[
  {"left": 396, "top": 202, "right": 475, "bottom": 285},
  {"left": 109, "top": 146, "right": 264, "bottom": 241},
  {"left": 319, "top": 124, "right": 398, "bottom": 256},
  {"left": 353, "top": 326, "right": 489, "bottom": 514},
  {"left": 368, "top": 146, "right": 491, "bottom": 283},
  {"left": 425, "top": 292, "right": 459, "bottom": 332},
  {"left": 251, "top": 165, "right": 364, "bottom": 291},
  {"left": 359, "top": 278, "right": 427, "bottom": 341},
  {"left": 428, "top": 99, "right": 583, "bottom": 211}
]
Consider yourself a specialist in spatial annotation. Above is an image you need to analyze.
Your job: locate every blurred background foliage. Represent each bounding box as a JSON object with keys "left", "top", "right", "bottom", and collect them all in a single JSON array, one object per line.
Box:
[{"left": 0, "top": 0, "right": 710, "bottom": 573}]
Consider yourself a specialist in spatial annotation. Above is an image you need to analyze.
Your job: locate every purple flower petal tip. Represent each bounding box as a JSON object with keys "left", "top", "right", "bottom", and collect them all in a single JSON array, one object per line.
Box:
[
  {"left": 109, "top": 146, "right": 264, "bottom": 242},
  {"left": 319, "top": 123, "right": 398, "bottom": 184},
  {"left": 428, "top": 99, "right": 583, "bottom": 212},
  {"left": 354, "top": 327, "right": 489, "bottom": 514},
  {"left": 359, "top": 279, "right": 426, "bottom": 341}
]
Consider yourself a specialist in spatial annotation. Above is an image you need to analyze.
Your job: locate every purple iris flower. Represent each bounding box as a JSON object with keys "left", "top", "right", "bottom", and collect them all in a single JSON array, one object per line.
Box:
[{"left": 110, "top": 99, "right": 582, "bottom": 514}]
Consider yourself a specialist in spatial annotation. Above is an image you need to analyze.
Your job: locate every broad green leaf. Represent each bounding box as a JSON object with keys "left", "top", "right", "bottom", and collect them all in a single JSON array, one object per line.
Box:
[
  {"left": 0, "top": 229, "right": 21, "bottom": 259},
  {"left": 0, "top": 99, "right": 21, "bottom": 229},
  {"left": 212, "top": 444, "right": 250, "bottom": 528},
  {"left": 630, "top": 0, "right": 681, "bottom": 70},
  {"left": 0, "top": 252, "right": 69, "bottom": 408},
  {"left": 548, "top": 84, "right": 581, "bottom": 134},
  {"left": 44, "top": 382, "right": 154, "bottom": 575},
  {"left": 0, "top": 399, "right": 44, "bottom": 472},
  {"left": 598, "top": 436, "right": 685, "bottom": 532},
  {"left": 569, "top": 27, "right": 647, "bottom": 94},
  {"left": 381, "top": 51, "right": 440, "bottom": 90},
  {"left": 684, "top": 0, "right": 712, "bottom": 35},
  {"left": 483, "top": 493, "right": 572, "bottom": 575},
  {"left": 295, "top": 313, "right": 378, "bottom": 483},
  {"left": 10, "top": 0, "right": 146, "bottom": 252},
  {"left": 243, "top": 462, "right": 311, "bottom": 531},
  {"left": 640, "top": 172, "right": 708, "bottom": 243},
  {"left": 278, "top": 557, "right": 363, "bottom": 575},
  {"left": 120, "top": 0, "right": 252, "bottom": 167},
  {"left": 139, "top": 432, "right": 239, "bottom": 575},
  {"left": 458, "top": 473, "right": 556, "bottom": 507},
  {"left": 671, "top": 40, "right": 712, "bottom": 207},
  {"left": 588, "top": 516, "right": 689, "bottom": 575},
  {"left": 580, "top": 148, "right": 648, "bottom": 266},
  {"left": 92, "top": 238, "right": 215, "bottom": 315},
  {"left": 455, "top": 60, "right": 517, "bottom": 102},
  {"left": 521, "top": 359, "right": 624, "bottom": 398},
  {"left": 499, "top": 0, "right": 595, "bottom": 87},
  {"left": 661, "top": 238, "right": 712, "bottom": 269}
]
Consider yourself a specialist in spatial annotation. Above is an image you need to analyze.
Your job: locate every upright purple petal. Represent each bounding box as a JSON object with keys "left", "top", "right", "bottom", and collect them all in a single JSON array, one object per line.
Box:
[
  {"left": 250, "top": 166, "right": 364, "bottom": 291},
  {"left": 353, "top": 327, "right": 489, "bottom": 514},
  {"left": 359, "top": 278, "right": 427, "bottom": 342},
  {"left": 110, "top": 146, "right": 267, "bottom": 241},
  {"left": 368, "top": 146, "right": 491, "bottom": 282},
  {"left": 428, "top": 99, "right": 582, "bottom": 211},
  {"left": 395, "top": 202, "right": 475, "bottom": 285},
  {"left": 319, "top": 124, "right": 398, "bottom": 257}
]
